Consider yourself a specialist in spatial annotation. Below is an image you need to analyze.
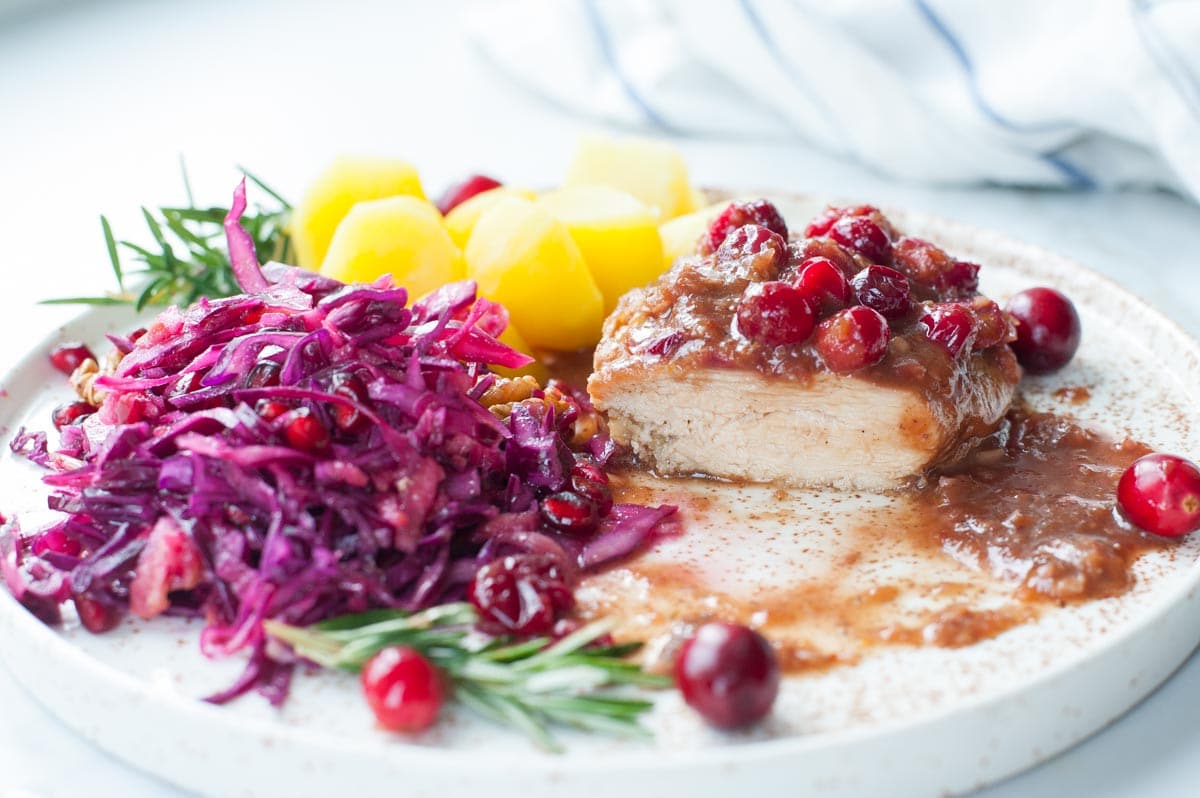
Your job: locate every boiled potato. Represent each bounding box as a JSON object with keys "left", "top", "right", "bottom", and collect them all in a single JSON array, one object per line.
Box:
[
  {"left": 537, "top": 186, "right": 664, "bottom": 314},
  {"left": 443, "top": 186, "right": 537, "bottom": 249},
  {"left": 464, "top": 197, "right": 604, "bottom": 350},
  {"left": 658, "top": 202, "right": 727, "bottom": 268},
  {"left": 564, "top": 135, "right": 697, "bottom": 220},
  {"left": 319, "top": 196, "right": 463, "bottom": 299},
  {"left": 292, "top": 156, "right": 427, "bottom": 269}
]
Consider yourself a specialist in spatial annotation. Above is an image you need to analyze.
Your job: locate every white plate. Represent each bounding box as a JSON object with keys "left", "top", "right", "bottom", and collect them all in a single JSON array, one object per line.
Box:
[{"left": 3, "top": 198, "right": 1200, "bottom": 798}]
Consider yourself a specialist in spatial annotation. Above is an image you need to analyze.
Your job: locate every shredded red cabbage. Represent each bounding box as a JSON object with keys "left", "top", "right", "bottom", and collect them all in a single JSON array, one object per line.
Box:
[{"left": 1, "top": 185, "right": 676, "bottom": 707}]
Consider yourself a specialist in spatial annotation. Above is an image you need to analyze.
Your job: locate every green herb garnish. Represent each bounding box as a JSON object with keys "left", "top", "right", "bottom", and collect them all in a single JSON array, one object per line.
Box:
[
  {"left": 264, "top": 603, "right": 670, "bottom": 752},
  {"left": 45, "top": 163, "right": 293, "bottom": 310}
]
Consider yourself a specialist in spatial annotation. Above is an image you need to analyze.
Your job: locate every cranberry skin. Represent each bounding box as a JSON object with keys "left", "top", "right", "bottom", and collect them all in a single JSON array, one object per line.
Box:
[
  {"left": 675, "top": 622, "right": 780, "bottom": 730},
  {"left": 793, "top": 257, "right": 851, "bottom": 315},
  {"left": 716, "top": 224, "right": 787, "bottom": 272},
  {"left": 571, "top": 460, "right": 613, "bottom": 515},
  {"left": 705, "top": 200, "right": 788, "bottom": 251},
  {"left": 49, "top": 342, "right": 95, "bottom": 375},
  {"left": 361, "top": 646, "right": 444, "bottom": 732},
  {"left": 850, "top": 265, "right": 912, "bottom": 319},
  {"left": 969, "top": 299, "right": 1012, "bottom": 350},
  {"left": 33, "top": 527, "right": 82, "bottom": 558},
  {"left": 436, "top": 174, "right": 502, "bottom": 215},
  {"left": 830, "top": 216, "right": 892, "bottom": 264},
  {"left": 1117, "top": 454, "right": 1200, "bottom": 537},
  {"left": 280, "top": 408, "right": 331, "bottom": 453},
  {"left": 815, "top": 306, "right": 891, "bottom": 373},
  {"left": 735, "top": 282, "right": 817, "bottom": 346},
  {"left": 51, "top": 401, "right": 95, "bottom": 430},
  {"left": 242, "top": 359, "right": 280, "bottom": 389},
  {"left": 1005, "top": 287, "right": 1081, "bottom": 374},
  {"left": 468, "top": 554, "right": 574, "bottom": 637},
  {"left": 541, "top": 491, "right": 599, "bottom": 535},
  {"left": 329, "top": 373, "right": 370, "bottom": 433},
  {"left": 256, "top": 399, "right": 291, "bottom": 422},
  {"left": 918, "top": 303, "right": 975, "bottom": 357},
  {"left": 803, "top": 204, "right": 878, "bottom": 238}
]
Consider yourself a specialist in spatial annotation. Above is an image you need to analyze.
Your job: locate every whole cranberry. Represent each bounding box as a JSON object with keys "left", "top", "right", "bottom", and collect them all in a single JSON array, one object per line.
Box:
[
  {"left": 468, "top": 554, "right": 574, "bottom": 637},
  {"left": 541, "top": 491, "right": 599, "bottom": 535},
  {"left": 361, "top": 646, "right": 444, "bottom": 732},
  {"left": 329, "top": 372, "right": 370, "bottom": 433},
  {"left": 850, "top": 265, "right": 912, "bottom": 319},
  {"left": 436, "top": 174, "right": 502, "bottom": 215},
  {"left": 280, "top": 408, "right": 331, "bottom": 453},
  {"left": 918, "top": 303, "right": 975, "bottom": 357},
  {"left": 803, "top": 204, "right": 878, "bottom": 238},
  {"left": 570, "top": 459, "right": 613, "bottom": 516},
  {"left": 242, "top": 359, "right": 281, "bottom": 389},
  {"left": 49, "top": 342, "right": 95, "bottom": 376},
  {"left": 815, "top": 306, "right": 891, "bottom": 373},
  {"left": 705, "top": 200, "right": 789, "bottom": 251},
  {"left": 735, "top": 282, "right": 817, "bottom": 346},
  {"left": 51, "top": 402, "right": 95, "bottom": 430},
  {"left": 829, "top": 216, "right": 892, "bottom": 264},
  {"left": 675, "top": 622, "right": 780, "bottom": 730},
  {"left": 793, "top": 257, "right": 851, "bottom": 315},
  {"left": 1005, "top": 287, "right": 1081, "bottom": 374},
  {"left": 716, "top": 224, "right": 787, "bottom": 275},
  {"left": 256, "top": 399, "right": 291, "bottom": 422},
  {"left": 1117, "top": 454, "right": 1200, "bottom": 537}
]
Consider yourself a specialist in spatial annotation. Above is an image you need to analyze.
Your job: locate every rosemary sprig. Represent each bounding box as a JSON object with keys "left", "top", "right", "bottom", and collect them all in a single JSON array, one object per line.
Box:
[
  {"left": 264, "top": 603, "right": 670, "bottom": 752},
  {"left": 44, "top": 166, "right": 293, "bottom": 310}
]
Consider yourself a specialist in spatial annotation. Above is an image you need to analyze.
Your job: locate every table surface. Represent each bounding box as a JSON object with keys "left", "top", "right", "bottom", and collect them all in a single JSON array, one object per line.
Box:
[{"left": 2, "top": 2, "right": 1199, "bottom": 796}]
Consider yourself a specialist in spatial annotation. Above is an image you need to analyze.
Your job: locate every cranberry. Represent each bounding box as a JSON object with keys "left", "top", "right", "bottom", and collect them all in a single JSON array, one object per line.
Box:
[
  {"left": 1005, "top": 287, "right": 1081, "bottom": 375},
  {"left": 815, "top": 306, "right": 891, "bottom": 373},
  {"left": 705, "top": 200, "right": 788, "bottom": 252},
  {"left": 468, "top": 554, "right": 574, "bottom": 637},
  {"left": 49, "top": 342, "right": 95, "bottom": 375},
  {"left": 793, "top": 257, "right": 851, "bottom": 315},
  {"left": 570, "top": 460, "right": 613, "bottom": 515},
  {"left": 918, "top": 303, "right": 975, "bottom": 357},
  {"left": 969, "top": 298, "right": 1012, "bottom": 350},
  {"left": 716, "top": 224, "right": 787, "bottom": 275},
  {"left": 436, "top": 174, "right": 503, "bottom": 215},
  {"left": 735, "top": 282, "right": 816, "bottom": 346},
  {"left": 74, "top": 594, "right": 122, "bottom": 633},
  {"left": 541, "top": 491, "right": 599, "bottom": 534},
  {"left": 850, "top": 265, "right": 911, "bottom": 319},
  {"left": 255, "top": 399, "right": 291, "bottom": 422},
  {"left": 891, "top": 237, "right": 979, "bottom": 296},
  {"left": 943, "top": 260, "right": 981, "bottom": 295},
  {"left": 242, "top": 359, "right": 280, "bottom": 389},
  {"left": 829, "top": 216, "right": 892, "bottom": 264},
  {"left": 675, "top": 622, "right": 780, "bottom": 730},
  {"left": 360, "top": 645, "right": 444, "bottom": 732},
  {"left": 33, "top": 527, "right": 82, "bottom": 558},
  {"left": 281, "top": 408, "right": 330, "bottom": 453},
  {"left": 1117, "top": 454, "right": 1200, "bottom": 537},
  {"left": 51, "top": 401, "right": 95, "bottom": 430},
  {"left": 803, "top": 204, "right": 877, "bottom": 238},
  {"left": 329, "top": 373, "right": 370, "bottom": 433}
]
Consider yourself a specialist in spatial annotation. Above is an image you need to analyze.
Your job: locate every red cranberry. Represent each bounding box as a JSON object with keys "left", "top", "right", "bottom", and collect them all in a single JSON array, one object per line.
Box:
[
  {"left": 705, "top": 200, "right": 788, "bottom": 251},
  {"left": 51, "top": 401, "right": 95, "bottom": 430},
  {"left": 850, "top": 265, "right": 912, "bottom": 319},
  {"left": 49, "top": 342, "right": 95, "bottom": 375},
  {"left": 735, "top": 282, "right": 816, "bottom": 346},
  {"left": 943, "top": 260, "right": 981, "bottom": 295},
  {"left": 716, "top": 224, "right": 787, "bottom": 275},
  {"left": 280, "top": 408, "right": 330, "bottom": 453},
  {"left": 33, "top": 527, "right": 82, "bottom": 558},
  {"left": 1117, "top": 454, "right": 1200, "bottom": 537},
  {"left": 256, "top": 399, "right": 291, "bottom": 422},
  {"left": 436, "top": 174, "right": 502, "bottom": 215},
  {"left": 815, "top": 306, "right": 891, "bottom": 373},
  {"left": 830, "top": 216, "right": 892, "bottom": 264},
  {"left": 360, "top": 646, "right": 444, "bottom": 732},
  {"left": 793, "top": 257, "right": 851, "bottom": 315},
  {"left": 329, "top": 373, "right": 370, "bottom": 433},
  {"left": 969, "top": 299, "right": 1012, "bottom": 350},
  {"left": 675, "top": 622, "right": 780, "bottom": 730},
  {"left": 468, "top": 554, "right": 574, "bottom": 637},
  {"left": 918, "top": 303, "right": 975, "bottom": 357},
  {"left": 541, "top": 491, "right": 599, "bottom": 535},
  {"left": 74, "top": 594, "right": 122, "bottom": 633},
  {"left": 803, "top": 204, "right": 878, "bottom": 238},
  {"left": 891, "top": 237, "right": 980, "bottom": 296},
  {"left": 242, "top": 359, "right": 281, "bottom": 389},
  {"left": 1005, "top": 287, "right": 1081, "bottom": 374},
  {"left": 571, "top": 460, "right": 613, "bottom": 515}
]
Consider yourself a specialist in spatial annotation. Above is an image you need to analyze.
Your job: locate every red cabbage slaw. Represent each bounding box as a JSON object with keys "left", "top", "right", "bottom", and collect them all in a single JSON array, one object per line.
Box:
[{"left": 1, "top": 180, "right": 676, "bottom": 706}]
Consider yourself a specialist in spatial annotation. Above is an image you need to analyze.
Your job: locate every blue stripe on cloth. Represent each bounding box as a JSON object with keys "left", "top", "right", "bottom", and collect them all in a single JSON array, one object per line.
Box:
[
  {"left": 912, "top": 0, "right": 1094, "bottom": 188},
  {"left": 739, "top": 0, "right": 858, "bottom": 160},
  {"left": 580, "top": 0, "right": 676, "bottom": 132},
  {"left": 1132, "top": 0, "right": 1200, "bottom": 126}
]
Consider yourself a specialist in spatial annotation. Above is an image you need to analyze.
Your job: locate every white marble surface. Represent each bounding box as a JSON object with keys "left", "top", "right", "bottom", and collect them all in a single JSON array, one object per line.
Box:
[{"left": 1, "top": 1, "right": 1199, "bottom": 796}]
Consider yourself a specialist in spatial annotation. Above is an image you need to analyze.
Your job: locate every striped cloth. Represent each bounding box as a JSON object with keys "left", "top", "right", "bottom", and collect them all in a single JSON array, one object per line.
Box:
[{"left": 465, "top": 0, "right": 1200, "bottom": 201}]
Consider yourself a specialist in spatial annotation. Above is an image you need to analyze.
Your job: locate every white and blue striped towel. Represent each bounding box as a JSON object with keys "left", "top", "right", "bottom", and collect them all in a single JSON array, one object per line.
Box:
[{"left": 466, "top": 0, "right": 1200, "bottom": 201}]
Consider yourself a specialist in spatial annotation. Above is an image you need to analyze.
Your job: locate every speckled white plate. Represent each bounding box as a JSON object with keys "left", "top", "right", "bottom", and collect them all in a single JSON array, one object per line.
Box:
[{"left": 2, "top": 196, "right": 1200, "bottom": 798}]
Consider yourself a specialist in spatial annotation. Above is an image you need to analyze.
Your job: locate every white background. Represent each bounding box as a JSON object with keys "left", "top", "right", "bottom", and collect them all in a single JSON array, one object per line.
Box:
[{"left": 1, "top": 1, "right": 1199, "bottom": 796}]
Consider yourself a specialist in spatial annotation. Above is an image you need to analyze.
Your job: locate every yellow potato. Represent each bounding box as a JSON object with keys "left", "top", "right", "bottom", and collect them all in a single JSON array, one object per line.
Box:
[
  {"left": 493, "top": 324, "right": 549, "bottom": 382},
  {"left": 464, "top": 197, "right": 604, "bottom": 351},
  {"left": 292, "top": 156, "right": 427, "bottom": 269},
  {"left": 564, "top": 134, "right": 697, "bottom": 220},
  {"left": 443, "top": 186, "right": 537, "bottom": 249},
  {"left": 536, "top": 186, "right": 664, "bottom": 314},
  {"left": 658, "top": 202, "right": 728, "bottom": 268},
  {"left": 319, "top": 196, "right": 463, "bottom": 299}
]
